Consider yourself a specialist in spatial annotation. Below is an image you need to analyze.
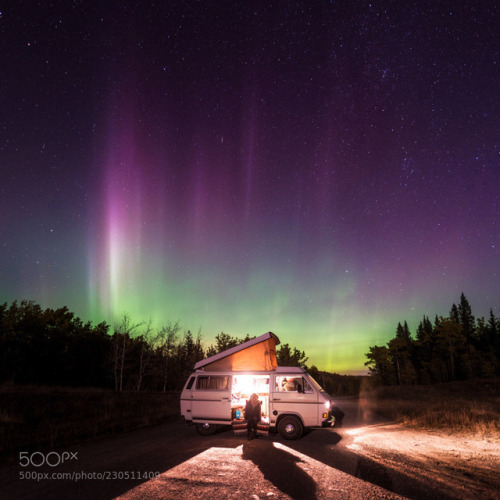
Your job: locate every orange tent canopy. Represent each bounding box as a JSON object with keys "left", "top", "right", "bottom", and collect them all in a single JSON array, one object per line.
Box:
[{"left": 194, "top": 332, "right": 280, "bottom": 372}]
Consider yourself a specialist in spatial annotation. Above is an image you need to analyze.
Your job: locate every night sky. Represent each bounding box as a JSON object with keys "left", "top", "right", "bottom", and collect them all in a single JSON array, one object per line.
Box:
[{"left": 1, "top": 2, "right": 499, "bottom": 373}]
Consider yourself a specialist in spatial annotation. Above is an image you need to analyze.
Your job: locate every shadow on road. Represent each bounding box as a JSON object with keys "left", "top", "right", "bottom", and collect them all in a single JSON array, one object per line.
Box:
[
  {"left": 242, "top": 440, "right": 318, "bottom": 500},
  {"left": 282, "top": 427, "right": 457, "bottom": 500}
]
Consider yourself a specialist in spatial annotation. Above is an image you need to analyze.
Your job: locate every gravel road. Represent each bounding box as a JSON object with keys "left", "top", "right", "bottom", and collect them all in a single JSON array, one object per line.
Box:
[{"left": 1, "top": 397, "right": 498, "bottom": 499}]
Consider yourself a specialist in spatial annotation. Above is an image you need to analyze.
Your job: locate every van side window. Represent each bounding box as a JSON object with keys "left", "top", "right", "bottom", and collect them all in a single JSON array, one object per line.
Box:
[
  {"left": 276, "top": 376, "right": 313, "bottom": 393},
  {"left": 186, "top": 376, "right": 195, "bottom": 390},
  {"left": 196, "top": 375, "right": 230, "bottom": 390},
  {"left": 276, "top": 376, "right": 300, "bottom": 391}
]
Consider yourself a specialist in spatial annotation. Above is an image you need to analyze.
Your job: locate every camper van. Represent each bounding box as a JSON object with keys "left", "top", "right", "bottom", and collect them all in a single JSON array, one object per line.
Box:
[{"left": 180, "top": 332, "right": 334, "bottom": 440}]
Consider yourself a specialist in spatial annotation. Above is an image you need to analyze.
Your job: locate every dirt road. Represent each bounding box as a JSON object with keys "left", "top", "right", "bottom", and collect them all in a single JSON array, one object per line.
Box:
[{"left": 1, "top": 397, "right": 498, "bottom": 499}]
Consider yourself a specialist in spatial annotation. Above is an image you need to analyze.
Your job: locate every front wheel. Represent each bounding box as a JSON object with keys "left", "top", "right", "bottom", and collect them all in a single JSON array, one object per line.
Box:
[
  {"left": 278, "top": 416, "right": 303, "bottom": 440},
  {"left": 195, "top": 422, "right": 217, "bottom": 435}
]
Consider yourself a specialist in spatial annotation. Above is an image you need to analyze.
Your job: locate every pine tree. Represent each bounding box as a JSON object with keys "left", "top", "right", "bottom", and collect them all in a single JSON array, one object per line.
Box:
[
  {"left": 365, "top": 345, "right": 395, "bottom": 385},
  {"left": 450, "top": 303, "right": 460, "bottom": 323},
  {"left": 458, "top": 293, "right": 476, "bottom": 343},
  {"left": 390, "top": 322, "right": 415, "bottom": 384}
]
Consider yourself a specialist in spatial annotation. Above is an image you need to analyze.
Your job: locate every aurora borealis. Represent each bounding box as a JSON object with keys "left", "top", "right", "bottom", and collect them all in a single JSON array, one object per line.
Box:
[{"left": 1, "top": 2, "right": 499, "bottom": 373}]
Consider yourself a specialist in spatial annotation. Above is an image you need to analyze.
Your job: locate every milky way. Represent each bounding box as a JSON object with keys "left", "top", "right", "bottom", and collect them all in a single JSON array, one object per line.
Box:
[{"left": 1, "top": 2, "right": 499, "bottom": 372}]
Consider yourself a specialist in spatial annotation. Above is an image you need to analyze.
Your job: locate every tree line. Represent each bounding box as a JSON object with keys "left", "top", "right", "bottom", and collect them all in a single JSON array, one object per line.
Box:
[
  {"left": 365, "top": 293, "right": 500, "bottom": 385},
  {"left": 0, "top": 300, "right": 310, "bottom": 392}
]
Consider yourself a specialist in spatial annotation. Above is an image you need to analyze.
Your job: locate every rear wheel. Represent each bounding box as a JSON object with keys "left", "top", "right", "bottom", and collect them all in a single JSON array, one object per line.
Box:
[
  {"left": 195, "top": 422, "right": 217, "bottom": 435},
  {"left": 278, "top": 416, "right": 303, "bottom": 440}
]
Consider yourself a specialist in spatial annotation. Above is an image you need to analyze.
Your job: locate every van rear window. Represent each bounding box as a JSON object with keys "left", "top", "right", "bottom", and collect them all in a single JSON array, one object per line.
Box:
[{"left": 196, "top": 375, "right": 230, "bottom": 390}]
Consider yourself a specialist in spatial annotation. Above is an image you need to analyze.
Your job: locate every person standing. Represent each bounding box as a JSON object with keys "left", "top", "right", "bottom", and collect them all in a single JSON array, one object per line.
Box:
[{"left": 245, "top": 393, "right": 261, "bottom": 440}]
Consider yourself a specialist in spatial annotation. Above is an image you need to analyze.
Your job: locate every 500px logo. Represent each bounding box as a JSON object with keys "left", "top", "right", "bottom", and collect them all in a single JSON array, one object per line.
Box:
[{"left": 19, "top": 451, "right": 78, "bottom": 467}]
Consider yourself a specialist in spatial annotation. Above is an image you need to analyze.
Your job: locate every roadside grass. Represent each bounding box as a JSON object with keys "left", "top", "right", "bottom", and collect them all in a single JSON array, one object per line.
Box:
[
  {"left": 0, "top": 385, "right": 180, "bottom": 458},
  {"left": 360, "top": 378, "right": 500, "bottom": 436}
]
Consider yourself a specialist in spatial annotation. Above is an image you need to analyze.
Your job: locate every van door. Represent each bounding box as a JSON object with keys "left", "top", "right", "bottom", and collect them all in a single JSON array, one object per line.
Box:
[
  {"left": 192, "top": 374, "right": 232, "bottom": 423},
  {"left": 271, "top": 374, "right": 320, "bottom": 426}
]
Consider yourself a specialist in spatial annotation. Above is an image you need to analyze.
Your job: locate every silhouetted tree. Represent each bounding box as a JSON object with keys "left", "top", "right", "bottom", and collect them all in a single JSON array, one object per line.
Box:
[
  {"left": 205, "top": 332, "right": 255, "bottom": 357},
  {"left": 458, "top": 293, "right": 476, "bottom": 345},
  {"left": 365, "top": 345, "right": 395, "bottom": 385},
  {"left": 391, "top": 321, "right": 416, "bottom": 383},
  {"left": 174, "top": 330, "right": 205, "bottom": 389},
  {"left": 0, "top": 300, "right": 112, "bottom": 387},
  {"left": 65, "top": 320, "right": 111, "bottom": 387},
  {"left": 135, "top": 321, "right": 155, "bottom": 392},
  {"left": 277, "top": 343, "right": 308, "bottom": 368},
  {"left": 365, "top": 293, "right": 499, "bottom": 386},
  {"left": 432, "top": 318, "right": 467, "bottom": 381},
  {"left": 450, "top": 303, "right": 460, "bottom": 324},
  {"left": 111, "top": 314, "right": 142, "bottom": 391},
  {"left": 214, "top": 332, "right": 240, "bottom": 352},
  {"left": 156, "top": 321, "right": 181, "bottom": 392}
]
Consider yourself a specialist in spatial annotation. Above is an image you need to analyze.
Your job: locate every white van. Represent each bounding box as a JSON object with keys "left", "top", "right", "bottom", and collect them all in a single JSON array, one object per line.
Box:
[{"left": 180, "top": 333, "right": 334, "bottom": 440}]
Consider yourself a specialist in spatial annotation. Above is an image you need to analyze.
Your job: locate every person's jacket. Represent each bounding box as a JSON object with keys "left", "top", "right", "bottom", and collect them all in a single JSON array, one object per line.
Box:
[{"left": 245, "top": 400, "right": 261, "bottom": 421}]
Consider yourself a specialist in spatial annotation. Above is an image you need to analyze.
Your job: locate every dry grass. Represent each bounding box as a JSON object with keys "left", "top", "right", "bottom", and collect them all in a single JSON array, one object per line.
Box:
[
  {"left": 360, "top": 378, "right": 500, "bottom": 436},
  {"left": 0, "top": 385, "right": 180, "bottom": 457}
]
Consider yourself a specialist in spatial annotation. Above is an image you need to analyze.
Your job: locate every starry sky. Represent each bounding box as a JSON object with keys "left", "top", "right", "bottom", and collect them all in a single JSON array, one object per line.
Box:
[{"left": 1, "top": 1, "right": 499, "bottom": 373}]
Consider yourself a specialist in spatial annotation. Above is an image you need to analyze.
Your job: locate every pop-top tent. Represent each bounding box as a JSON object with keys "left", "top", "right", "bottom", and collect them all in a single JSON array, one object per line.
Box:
[{"left": 194, "top": 332, "right": 280, "bottom": 372}]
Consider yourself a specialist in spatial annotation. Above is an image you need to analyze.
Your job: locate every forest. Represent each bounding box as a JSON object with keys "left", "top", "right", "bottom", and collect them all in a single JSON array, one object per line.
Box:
[
  {"left": 2, "top": 293, "right": 496, "bottom": 395},
  {"left": 365, "top": 293, "right": 500, "bottom": 385},
  {"left": 0, "top": 300, "right": 310, "bottom": 392}
]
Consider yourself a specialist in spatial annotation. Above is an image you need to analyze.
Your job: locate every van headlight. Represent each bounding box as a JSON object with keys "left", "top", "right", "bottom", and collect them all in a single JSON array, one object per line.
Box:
[{"left": 324, "top": 400, "right": 331, "bottom": 410}]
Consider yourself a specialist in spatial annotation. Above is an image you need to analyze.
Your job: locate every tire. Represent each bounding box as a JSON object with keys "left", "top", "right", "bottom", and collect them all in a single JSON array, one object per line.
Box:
[
  {"left": 195, "top": 422, "right": 218, "bottom": 435},
  {"left": 278, "top": 416, "right": 303, "bottom": 440}
]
